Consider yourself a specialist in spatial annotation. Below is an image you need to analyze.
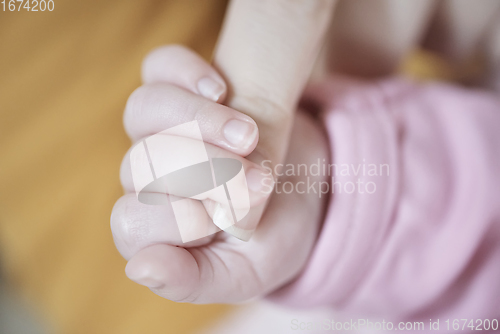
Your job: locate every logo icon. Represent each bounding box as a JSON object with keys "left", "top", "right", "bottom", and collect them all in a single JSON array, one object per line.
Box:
[{"left": 129, "top": 121, "right": 251, "bottom": 243}]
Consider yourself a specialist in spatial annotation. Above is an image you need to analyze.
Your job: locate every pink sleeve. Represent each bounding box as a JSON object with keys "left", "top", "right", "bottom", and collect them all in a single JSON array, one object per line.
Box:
[{"left": 269, "top": 77, "right": 500, "bottom": 321}]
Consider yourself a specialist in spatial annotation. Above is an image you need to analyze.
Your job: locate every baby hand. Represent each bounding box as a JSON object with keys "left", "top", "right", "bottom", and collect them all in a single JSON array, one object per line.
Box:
[{"left": 111, "top": 45, "right": 330, "bottom": 303}]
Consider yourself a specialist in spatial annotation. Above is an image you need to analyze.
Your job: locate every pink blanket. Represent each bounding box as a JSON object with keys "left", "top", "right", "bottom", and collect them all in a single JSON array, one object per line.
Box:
[{"left": 270, "top": 77, "right": 500, "bottom": 324}]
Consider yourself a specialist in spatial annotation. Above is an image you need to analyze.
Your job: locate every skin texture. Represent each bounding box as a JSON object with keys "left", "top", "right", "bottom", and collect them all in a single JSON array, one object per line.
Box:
[
  {"left": 213, "top": 0, "right": 335, "bottom": 167},
  {"left": 111, "top": 0, "right": 500, "bottom": 304},
  {"left": 111, "top": 46, "right": 330, "bottom": 303},
  {"left": 112, "top": 0, "right": 335, "bottom": 303}
]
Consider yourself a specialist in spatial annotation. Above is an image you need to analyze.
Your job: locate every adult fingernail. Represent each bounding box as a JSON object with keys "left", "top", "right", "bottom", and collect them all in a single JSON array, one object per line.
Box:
[
  {"left": 246, "top": 168, "right": 274, "bottom": 194},
  {"left": 125, "top": 262, "right": 164, "bottom": 289},
  {"left": 223, "top": 119, "right": 257, "bottom": 149},
  {"left": 197, "top": 76, "right": 225, "bottom": 102}
]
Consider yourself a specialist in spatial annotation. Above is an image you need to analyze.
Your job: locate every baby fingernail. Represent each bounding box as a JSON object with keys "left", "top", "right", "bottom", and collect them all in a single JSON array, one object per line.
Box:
[
  {"left": 197, "top": 76, "right": 225, "bottom": 102},
  {"left": 224, "top": 119, "right": 257, "bottom": 149},
  {"left": 246, "top": 168, "right": 274, "bottom": 194},
  {"left": 125, "top": 263, "right": 164, "bottom": 289}
]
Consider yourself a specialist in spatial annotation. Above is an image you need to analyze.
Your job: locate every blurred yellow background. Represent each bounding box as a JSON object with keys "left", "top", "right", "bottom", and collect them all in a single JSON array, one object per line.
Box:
[
  {"left": 0, "top": 0, "right": 474, "bottom": 333},
  {"left": 0, "top": 1, "right": 231, "bottom": 333}
]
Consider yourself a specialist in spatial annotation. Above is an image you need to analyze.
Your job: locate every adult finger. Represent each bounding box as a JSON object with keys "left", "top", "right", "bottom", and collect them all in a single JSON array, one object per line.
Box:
[{"left": 214, "top": 0, "right": 335, "bottom": 166}]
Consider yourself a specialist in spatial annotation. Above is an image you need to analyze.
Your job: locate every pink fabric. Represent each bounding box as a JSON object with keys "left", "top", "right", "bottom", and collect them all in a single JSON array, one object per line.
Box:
[{"left": 269, "top": 77, "right": 500, "bottom": 322}]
